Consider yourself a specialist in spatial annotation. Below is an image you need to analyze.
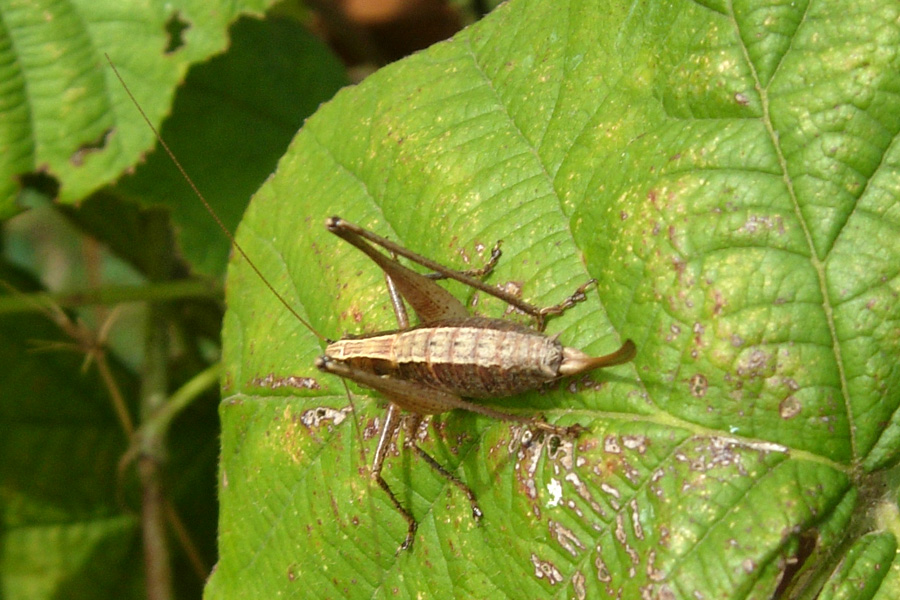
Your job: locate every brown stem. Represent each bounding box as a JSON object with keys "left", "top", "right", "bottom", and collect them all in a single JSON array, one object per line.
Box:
[{"left": 140, "top": 212, "right": 173, "bottom": 600}]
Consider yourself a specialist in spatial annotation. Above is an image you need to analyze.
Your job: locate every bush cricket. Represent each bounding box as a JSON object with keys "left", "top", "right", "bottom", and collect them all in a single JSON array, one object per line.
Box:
[{"left": 109, "top": 58, "right": 636, "bottom": 552}]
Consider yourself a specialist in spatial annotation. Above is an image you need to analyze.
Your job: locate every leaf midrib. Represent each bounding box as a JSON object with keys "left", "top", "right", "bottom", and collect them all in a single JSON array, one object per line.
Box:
[{"left": 731, "top": 4, "right": 857, "bottom": 463}]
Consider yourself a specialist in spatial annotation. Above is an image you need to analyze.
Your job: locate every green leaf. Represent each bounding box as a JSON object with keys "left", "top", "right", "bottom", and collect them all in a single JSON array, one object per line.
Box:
[
  {"left": 818, "top": 532, "right": 898, "bottom": 600},
  {"left": 211, "top": 0, "right": 900, "bottom": 598},
  {"left": 0, "top": 0, "right": 276, "bottom": 220}
]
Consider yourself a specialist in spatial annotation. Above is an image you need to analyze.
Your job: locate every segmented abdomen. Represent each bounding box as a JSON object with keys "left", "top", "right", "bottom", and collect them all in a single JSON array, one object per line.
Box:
[{"left": 326, "top": 317, "right": 563, "bottom": 398}]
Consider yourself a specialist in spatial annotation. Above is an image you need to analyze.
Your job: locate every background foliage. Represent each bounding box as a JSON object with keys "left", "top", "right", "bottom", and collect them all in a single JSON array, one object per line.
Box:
[{"left": 2, "top": 0, "right": 899, "bottom": 599}]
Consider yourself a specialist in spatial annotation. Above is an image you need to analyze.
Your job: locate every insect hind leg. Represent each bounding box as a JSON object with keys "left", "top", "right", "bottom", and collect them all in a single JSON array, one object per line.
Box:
[{"left": 325, "top": 218, "right": 597, "bottom": 331}]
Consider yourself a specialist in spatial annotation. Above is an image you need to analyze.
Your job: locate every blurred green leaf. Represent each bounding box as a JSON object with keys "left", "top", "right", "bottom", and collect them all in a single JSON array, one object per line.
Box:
[
  {"left": 0, "top": 0, "right": 277, "bottom": 220},
  {"left": 210, "top": 0, "right": 900, "bottom": 598},
  {"left": 0, "top": 262, "right": 143, "bottom": 598}
]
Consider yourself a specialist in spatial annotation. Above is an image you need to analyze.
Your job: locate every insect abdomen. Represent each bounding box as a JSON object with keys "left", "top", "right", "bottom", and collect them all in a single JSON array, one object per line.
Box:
[{"left": 326, "top": 317, "right": 564, "bottom": 399}]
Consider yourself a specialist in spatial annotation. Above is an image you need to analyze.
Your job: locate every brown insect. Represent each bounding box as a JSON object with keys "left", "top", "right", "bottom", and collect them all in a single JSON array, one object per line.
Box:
[
  {"left": 109, "top": 57, "right": 636, "bottom": 552},
  {"left": 318, "top": 217, "right": 635, "bottom": 550}
]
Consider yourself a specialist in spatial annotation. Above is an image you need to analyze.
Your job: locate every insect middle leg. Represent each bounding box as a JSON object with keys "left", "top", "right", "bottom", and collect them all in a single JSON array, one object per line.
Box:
[
  {"left": 367, "top": 403, "right": 485, "bottom": 552},
  {"left": 373, "top": 273, "right": 483, "bottom": 550},
  {"left": 533, "top": 278, "right": 599, "bottom": 330}
]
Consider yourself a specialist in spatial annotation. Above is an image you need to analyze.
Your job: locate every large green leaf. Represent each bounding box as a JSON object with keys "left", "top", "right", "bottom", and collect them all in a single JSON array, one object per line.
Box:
[{"left": 210, "top": 0, "right": 900, "bottom": 598}]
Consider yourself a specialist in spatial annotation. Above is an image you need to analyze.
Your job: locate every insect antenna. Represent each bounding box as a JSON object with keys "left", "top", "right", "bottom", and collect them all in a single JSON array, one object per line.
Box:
[
  {"left": 107, "top": 56, "right": 382, "bottom": 555},
  {"left": 106, "top": 55, "right": 325, "bottom": 343}
]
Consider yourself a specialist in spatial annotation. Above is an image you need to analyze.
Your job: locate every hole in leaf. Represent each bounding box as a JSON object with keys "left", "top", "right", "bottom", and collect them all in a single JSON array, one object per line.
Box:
[
  {"left": 70, "top": 127, "right": 114, "bottom": 166},
  {"left": 165, "top": 11, "right": 191, "bottom": 54}
]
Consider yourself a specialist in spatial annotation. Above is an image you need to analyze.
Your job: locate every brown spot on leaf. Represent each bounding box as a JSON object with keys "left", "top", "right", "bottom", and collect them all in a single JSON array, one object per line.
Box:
[
  {"left": 689, "top": 374, "right": 708, "bottom": 398},
  {"left": 779, "top": 396, "right": 802, "bottom": 419}
]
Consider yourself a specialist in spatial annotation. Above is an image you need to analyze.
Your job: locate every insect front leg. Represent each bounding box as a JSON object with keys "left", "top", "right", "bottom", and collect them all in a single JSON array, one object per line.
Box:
[
  {"left": 533, "top": 278, "right": 598, "bottom": 331},
  {"left": 371, "top": 403, "right": 417, "bottom": 552}
]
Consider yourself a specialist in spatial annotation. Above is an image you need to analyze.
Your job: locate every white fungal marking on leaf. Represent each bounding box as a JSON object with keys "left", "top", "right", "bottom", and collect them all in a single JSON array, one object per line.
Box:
[
  {"left": 779, "top": 395, "right": 802, "bottom": 419},
  {"left": 515, "top": 428, "right": 543, "bottom": 501},
  {"left": 595, "top": 546, "right": 611, "bottom": 582},
  {"left": 630, "top": 498, "right": 644, "bottom": 540},
  {"left": 530, "top": 553, "right": 563, "bottom": 584},
  {"left": 646, "top": 549, "right": 666, "bottom": 581},
  {"left": 714, "top": 436, "right": 788, "bottom": 454},
  {"left": 555, "top": 436, "right": 576, "bottom": 470},
  {"left": 604, "top": 435, "right": 621, "bottom": 454},
  {"left": 300, "top": 405, "right": 352, "bottom": 429},
  {"left": 546, "top": 478, "right": 563, "bottom": 508},
  {"left": 572, "top": 570, "right": 586, "bottom": 600},
  {"left": 622, "top": 435, "right": 649, "bottom": 454},
  {"left": 253, "top": 373, "right": 321, "bottom": 390},
  {"left": 614, "top": 512, "right": 641, "bottom": 571},
  {"left": 745, "top": 439, "right": 789, "bottom": 453},
  {"left": 567, "top": 499, "right": 584, "bottom": 519},
  {"left": 566, "top": 472, "right": 607, "bottom": 519},
  {"left": 600, "top": 482, "right": 621, "bottom": 499},
  {"left": 615, "top": 513, "right": 627, "bottom": 544},
  {"left": 622, "top": 459, "right": 642, "bottom": 484},
  {"left": 549, "top": 519, "right": 585, "bottom": 557},
  {"left": 656, "top": 526, "right": 672, "bottom": 554}
]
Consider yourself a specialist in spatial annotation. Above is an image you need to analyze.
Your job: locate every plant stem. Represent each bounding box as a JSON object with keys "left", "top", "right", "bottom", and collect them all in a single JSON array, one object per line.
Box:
[
  {"left": 0, "top": 279, "right": 221, "bottom": 315},
  {"left": 140, "top": 213, "right": 174, "bottom": 600}
]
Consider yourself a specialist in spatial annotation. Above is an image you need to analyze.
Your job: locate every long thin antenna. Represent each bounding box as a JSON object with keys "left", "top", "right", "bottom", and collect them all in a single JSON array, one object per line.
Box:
[
  {"left": 108, "top": 57, "right": 385, "bottom": 555},
  {"left": 105, "top": 54, "right": 326, "bottom": 342}
]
